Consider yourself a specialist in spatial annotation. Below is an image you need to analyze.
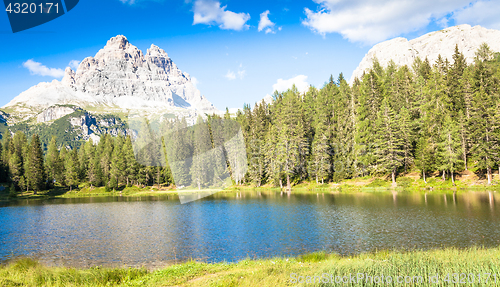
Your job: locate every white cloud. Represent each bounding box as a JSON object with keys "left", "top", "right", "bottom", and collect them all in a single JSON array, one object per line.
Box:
[
  {"left": 226, "top": 64, "right": 246, "bottom": 80},
  {"left": 225, "top": 70, "right": 236, "bottom": 80},
  {"left": 302, "top": 0, "right": 472, "bottom": 44},
  {"left": 23, "top": 59, "right": 65, "bottom": 78},
  {"left": 193, "top": 0, "right": 250, "bottom": 31},
  {"left": 452, "top": 0, "right": 500, "bottom": 30},
  {"left": 68, "top": 60, "right": 80, "bottom": 70},
  {"left": 272, "top": 75, "right": 310, "bottom": 94},
  {"left": 258, "top": 10, "right": 276, "bottom": 33}
]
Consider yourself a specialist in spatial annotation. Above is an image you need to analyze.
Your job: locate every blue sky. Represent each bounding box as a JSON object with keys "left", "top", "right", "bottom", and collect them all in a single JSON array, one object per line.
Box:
[{"left": 1, "top": 0, "right": 499, "bottom": 110}]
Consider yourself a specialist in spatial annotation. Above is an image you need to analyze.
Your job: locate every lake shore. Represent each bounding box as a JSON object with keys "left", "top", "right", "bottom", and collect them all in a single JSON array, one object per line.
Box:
[
  {"left": 1, "top": 170, "right": 499, "bottom": 203},
  {"left": 2, "top": 246, "right": 500, "bottom": 286},
  {"left": 227, "top": 170, "right": 500, "bottom": 193}
]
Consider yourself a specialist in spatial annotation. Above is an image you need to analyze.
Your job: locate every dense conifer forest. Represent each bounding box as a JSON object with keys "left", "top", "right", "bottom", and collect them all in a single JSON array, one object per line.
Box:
[{"left": 1, "top": 44, "right": 500, "bottom": 193}]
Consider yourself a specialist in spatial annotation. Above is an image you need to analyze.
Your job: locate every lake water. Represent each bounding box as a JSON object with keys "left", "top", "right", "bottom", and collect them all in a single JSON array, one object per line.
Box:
[{"left": 1, "top": 191, "right": 499, "bottom": 268}]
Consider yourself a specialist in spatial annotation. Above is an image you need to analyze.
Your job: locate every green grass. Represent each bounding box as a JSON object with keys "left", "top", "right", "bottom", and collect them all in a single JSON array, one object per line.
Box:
[
  {"left": 228, "top": 171, "right": 500, "bottom": 194},
  {"left": 0, "top": 184, "right": 179, "bottom": 203},
  {"left": 2, "top": 247, "right": 500, "bottom": 286}
]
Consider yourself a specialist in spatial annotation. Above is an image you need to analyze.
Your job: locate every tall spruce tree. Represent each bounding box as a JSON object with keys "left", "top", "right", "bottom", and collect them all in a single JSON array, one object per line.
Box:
[
  {"left": 65, "top": 148, "right": 79, "bottom": 191},
  {"left": 190, "top": 116, "right": 213, "bottom": 190},
  {"left": 374, "top": 99, "right": 404, "bottom": 184},
  {"left": 438, "top": 115, "right": 463, "bottom": 185},
  {"left": 470, "top": 56, "right": 498, "bottom": 184},
  {"left": 25, "top": 135, "right": 45, "bottom": 193},
  {"left": 274, "top": 86, "right": 308, "bottom": 190},
  {"left": 45, "top": 137, "right": 62, "bottom": 186}
]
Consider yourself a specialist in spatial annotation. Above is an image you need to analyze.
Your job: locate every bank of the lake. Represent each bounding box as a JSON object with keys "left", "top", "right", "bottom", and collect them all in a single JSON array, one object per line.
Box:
[
  {"left": 0, "top": 185, "right": 179, "bottom": 203},
  {"left": 228, "top": 170, "right": 500, "bottom": 193},
  {"left": 2, "top": 171, "right": 500, "bottom": 204},
  {"left": 3, "top": 169, "right": 500, "bottom": 200},
  {"left": 2, "top": 247, "right": 500, "bottom": 286}
]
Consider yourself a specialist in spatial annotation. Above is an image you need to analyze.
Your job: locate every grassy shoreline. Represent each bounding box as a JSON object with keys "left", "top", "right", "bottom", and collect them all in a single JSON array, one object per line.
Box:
[
  {"left": 2, "top": 171, "right": 500, "bottom": 204},
  {"left": 2, "top": 247, "right": 500, "bottom": 286}
]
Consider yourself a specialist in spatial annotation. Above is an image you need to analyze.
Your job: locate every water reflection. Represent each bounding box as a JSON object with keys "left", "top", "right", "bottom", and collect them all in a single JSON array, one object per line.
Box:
[{"left": 0, "top": 191, "right": 500, "bottom": 268}]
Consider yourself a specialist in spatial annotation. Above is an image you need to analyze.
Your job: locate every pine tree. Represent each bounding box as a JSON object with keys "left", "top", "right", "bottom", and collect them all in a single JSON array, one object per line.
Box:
[
  {"left": 110, "top": 136, "right": 125, "bottom": 187},
  {"left": 65, "top": 148, "right": 79, "bottom": 191},
  {"left": 415, "top": 136, "right": 434, "bottom": 183},
  {"left": 100, "top": 134, "right": 114, "bottom": 183},
  {"left": 25, "top": 135, "right": 45, "bottom": 193},
  {"left": 164, "top": 118, "right": 192, "bottom": 187},
  {"left": 247, "top": 101, "right": 269, "bottom": 186},
  {"left": 264, "top": 123, "right": 282, "bottom": 187},
  {"left": 1, "top": 136, "right": 11, "bottom": 181},
  {"left": 274, "top": 86, "right": 309, "bottom": 190},
  {"left": 123, "top": 136, "right": 139, "bottom": 186},
  {"left": 374, "top": 99, "right": 404, "bottom": 185},
  {"left": 9, "top": 131, "right": 27, "bottom": 189},
  {"left": 399, "top": 107, "right": 414, "bottom": 173},
  {"left": 309, "top": 132, "right": 330, "bottom": 184},
  {"left": 447, "top": 44, "right": 467, "bottom": 115},
  {"left": 190, "top": 116, "right": 213, "bottom": 190},
  {"left": 470, "top": 57, "right": 498, "bottom": 184},
  {"left": 45, "top": 137, "right": 62, "bottom": 186},
  {"left": 8, "top": 151, "right": 22, "bottom": 190},
  {"left": 86, "top": 141, "right": 102, "bottom": 188},
  {"left": 437, "top": 115, "right": 463, "bottom": 185},
  {"left": 354, "top": 69, "right": 384, "bottom": 176},
  {"left": 333, "top": 74, "right": 355, "bottom": 179},
  {"left": 59, "top": 147, "right": 68, "bottom": 186}
]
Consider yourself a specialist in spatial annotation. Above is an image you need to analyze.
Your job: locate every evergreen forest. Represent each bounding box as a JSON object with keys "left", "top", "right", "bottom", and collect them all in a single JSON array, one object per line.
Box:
[{"left": 1, "top": 44, "right": 500, "bottom": 193}]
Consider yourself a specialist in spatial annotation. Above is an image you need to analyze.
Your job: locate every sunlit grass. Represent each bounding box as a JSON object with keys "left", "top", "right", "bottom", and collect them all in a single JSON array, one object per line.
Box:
[{"left": 2, "top": 247, "right": 500, "bottom": 286}]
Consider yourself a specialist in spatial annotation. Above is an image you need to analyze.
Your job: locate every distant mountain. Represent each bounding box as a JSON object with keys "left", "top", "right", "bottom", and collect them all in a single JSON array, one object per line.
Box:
[
  {"left": 350, "top": 24, "right": 500, "bottom": 82},
  {"left": 3, "top": 35, "right": 216, "bottom": 123},
  {"left": 0, "top": 35, "right": 220, "bottom": 147}
]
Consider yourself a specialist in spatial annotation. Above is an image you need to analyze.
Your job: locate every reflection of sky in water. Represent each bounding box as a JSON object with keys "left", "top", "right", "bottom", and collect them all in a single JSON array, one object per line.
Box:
[{"left": 0, "top": 191, "right": 499, "bottom": 268}]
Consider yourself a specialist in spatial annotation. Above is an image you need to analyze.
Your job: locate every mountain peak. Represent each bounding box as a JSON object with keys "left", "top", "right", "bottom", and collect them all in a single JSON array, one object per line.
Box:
[
  {"left": 104, "top": 35, "right": 130, "bottom": 50},
  {"left": 146, "top": 44, "right": 169, "bottom": 58},
  {"left": 4, "top": 35, "right": 217, "bottom": 115}
]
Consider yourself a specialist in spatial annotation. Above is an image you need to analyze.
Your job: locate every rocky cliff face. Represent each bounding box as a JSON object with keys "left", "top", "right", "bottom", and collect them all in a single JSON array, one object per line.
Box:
[
  {"left": 350, "top": 24, "right": 500, "bottom": 82},
  {"left": 36, "top": 105, "right": 77, "bottom": 123},
  {"left": 5, "top": 35, "right": 216, "bottom": 113}
]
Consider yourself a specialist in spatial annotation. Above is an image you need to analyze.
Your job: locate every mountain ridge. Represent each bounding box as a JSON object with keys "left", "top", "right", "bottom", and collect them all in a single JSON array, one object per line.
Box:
[
  {"left": 4, "top": 35, "right": 216, "bottom": 122},
  {"left": 350, "top": 24, "right": 500, "bottom": 82}
]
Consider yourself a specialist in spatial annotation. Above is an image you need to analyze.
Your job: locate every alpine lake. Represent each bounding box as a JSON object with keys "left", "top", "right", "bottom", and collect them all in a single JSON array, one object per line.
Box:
[{"left": 1, "top": 190, "right": 499, "bottom": 269}]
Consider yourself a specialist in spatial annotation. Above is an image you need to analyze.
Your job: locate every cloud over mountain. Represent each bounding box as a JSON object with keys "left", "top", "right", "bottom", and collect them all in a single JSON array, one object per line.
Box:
[{"left": 193, "top": 0, "right": 250, "bottom": 31}]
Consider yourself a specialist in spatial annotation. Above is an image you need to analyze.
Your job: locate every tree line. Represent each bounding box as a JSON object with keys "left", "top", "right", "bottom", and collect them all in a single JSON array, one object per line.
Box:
[{"left": 0, "top": 132, "right": 173, "bottom": 194}]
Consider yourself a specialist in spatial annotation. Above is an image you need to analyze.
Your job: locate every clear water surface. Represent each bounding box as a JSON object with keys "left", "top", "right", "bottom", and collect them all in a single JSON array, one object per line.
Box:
[{"left": 0, "top": 191, "right": 499, "bottom": 268}]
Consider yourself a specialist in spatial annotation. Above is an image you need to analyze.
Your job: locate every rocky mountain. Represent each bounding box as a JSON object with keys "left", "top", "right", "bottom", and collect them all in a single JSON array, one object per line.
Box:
[
  {"left": 0, "top": 35, "right": 218, "bottom": 146},
  {"left": 3, "top": 35, "right": 216, "bottom": 122},
  {"left": 350, "top": 24, "right": 500, "bottom": 82}
]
